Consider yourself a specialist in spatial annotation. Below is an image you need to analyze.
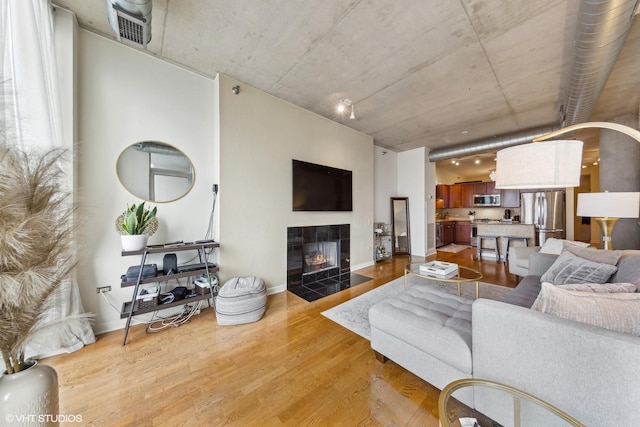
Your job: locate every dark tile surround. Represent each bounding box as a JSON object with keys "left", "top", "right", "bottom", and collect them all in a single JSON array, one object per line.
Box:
[{"left": 287, "top": 224, "right": 370, "bottom": 301}]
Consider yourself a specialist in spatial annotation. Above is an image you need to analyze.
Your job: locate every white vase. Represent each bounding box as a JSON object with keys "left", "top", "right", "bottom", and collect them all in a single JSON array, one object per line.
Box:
[
  {"left": 0, "top": 361, "right": 59, "bottom": 427},
  {"left": 121, "top": 234, "right": 148, "bottom": 251}
]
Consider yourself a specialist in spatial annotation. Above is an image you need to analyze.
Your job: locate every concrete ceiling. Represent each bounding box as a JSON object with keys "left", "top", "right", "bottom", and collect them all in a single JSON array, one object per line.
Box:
[{"left": 53, "top": 0, "right": 640, "bottom": 178}]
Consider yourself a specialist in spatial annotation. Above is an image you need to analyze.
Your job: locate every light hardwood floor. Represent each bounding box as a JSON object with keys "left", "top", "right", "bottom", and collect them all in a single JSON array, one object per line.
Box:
[{"left": 45, "top": 248, "right": 516, "bottom": 426}]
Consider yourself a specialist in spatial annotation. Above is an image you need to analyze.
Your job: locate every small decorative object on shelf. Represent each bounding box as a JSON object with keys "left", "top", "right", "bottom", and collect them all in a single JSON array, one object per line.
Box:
[
  {"left": 374, "top": 222, "right": 392, "bottom": 262},
  {"left": 468, "top": 210, "right": 476, "bottom": 221},
  {"left": 116, "top": 202, "right": 158, "bottom": 251}
]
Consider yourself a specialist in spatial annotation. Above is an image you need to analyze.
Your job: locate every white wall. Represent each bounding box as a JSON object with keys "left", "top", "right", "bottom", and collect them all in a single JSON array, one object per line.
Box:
[
  {"left": 57, "top": 12, "right": 374, "bottom": 334},
  {"left": 373, "top": 146, "right": 397, "bottom": 224},
  {"left": 216, "top": 75, "right": 374, "bottom": 290},
  {"left": 425, "top": 153, "right": 437, "bottom": 255},
  {"left": 56, "top": 11, "right": 374, "bottom": 333},
  {"left": 74, "top": 30, "right": 218, "bottom": 333},
  {"left": 397, "top": 148, "right": 426, "bottom": 256}
]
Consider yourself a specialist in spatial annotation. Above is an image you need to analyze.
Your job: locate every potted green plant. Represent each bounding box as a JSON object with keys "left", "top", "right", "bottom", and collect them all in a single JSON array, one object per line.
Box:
[
  {"left": 0, "top": 145, "right": 89, "bottom": 420},
  {"left": 116, "top": 202, "right": 158, "bottom": 251}
]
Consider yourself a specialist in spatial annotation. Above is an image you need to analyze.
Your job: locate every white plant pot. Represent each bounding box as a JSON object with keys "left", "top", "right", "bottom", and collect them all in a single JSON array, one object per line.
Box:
[
  {"left": 121, "top": 234, "right": 148, "bottom": 251},
  {"left": 0, "top": 361, "right": 59, "bottom": 426}
]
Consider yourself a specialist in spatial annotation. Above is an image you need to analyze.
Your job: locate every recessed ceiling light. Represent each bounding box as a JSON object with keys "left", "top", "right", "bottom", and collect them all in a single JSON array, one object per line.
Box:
[
  {"left": 474, "top": 156, "right": 480, "bottom": 164},
  {"left": 461, "top": 130, "right": 469, "bottom": 135}
]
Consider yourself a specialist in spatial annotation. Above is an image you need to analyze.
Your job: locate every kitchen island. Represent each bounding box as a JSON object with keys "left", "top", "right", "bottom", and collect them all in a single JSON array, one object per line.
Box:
[{"left": 475, "top": 222, "right": 535, "bottom": 261}]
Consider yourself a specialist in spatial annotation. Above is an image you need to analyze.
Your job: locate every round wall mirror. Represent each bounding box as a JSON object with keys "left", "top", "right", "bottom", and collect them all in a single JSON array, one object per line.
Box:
[{"left": 116, "top": 141, "right": 195, "bottom": 203}]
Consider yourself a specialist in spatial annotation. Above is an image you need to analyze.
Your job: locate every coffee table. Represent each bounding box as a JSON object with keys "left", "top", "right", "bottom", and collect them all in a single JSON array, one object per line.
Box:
[
  {"left": 405, "top": 263, "right": 483, "bottom": 298},
  {"left": 439, "top": 378, "right": 584, "bottom": 427}
]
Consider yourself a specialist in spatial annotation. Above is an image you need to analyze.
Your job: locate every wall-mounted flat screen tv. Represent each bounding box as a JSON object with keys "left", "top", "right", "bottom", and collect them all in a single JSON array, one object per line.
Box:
[{"left": 292, "top": 159, "right": 353, "bottom": 211}]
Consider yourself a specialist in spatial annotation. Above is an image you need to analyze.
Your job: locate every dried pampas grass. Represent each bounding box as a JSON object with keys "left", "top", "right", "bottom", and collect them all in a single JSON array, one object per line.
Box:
[{"left": 0, "top": 145, "right": 85, "bottom": 374}]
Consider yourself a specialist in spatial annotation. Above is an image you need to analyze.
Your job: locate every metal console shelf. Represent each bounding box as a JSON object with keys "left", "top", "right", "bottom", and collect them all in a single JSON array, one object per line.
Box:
[{"left": 120, "top": 241, "right": 220, "bottom": 345}]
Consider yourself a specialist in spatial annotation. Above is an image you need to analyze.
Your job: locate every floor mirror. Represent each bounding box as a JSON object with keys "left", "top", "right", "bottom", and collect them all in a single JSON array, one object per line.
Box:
[{"left": 391, "top": 197, "right": 411, "bottom": 255}]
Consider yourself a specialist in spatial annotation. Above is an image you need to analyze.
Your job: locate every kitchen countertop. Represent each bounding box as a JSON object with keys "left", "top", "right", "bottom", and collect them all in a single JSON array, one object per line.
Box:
[{"left": 436, "top": 218, "right": 522, "bottom": 224}]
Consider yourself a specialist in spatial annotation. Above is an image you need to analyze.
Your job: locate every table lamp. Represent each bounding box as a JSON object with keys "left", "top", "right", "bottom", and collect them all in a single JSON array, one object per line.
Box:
[{"left": 577, "top": 192, "right": 640, "bottom": 250}]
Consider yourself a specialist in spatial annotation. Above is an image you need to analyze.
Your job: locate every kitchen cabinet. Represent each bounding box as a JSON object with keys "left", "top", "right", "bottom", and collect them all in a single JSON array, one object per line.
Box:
[
  {"left": 458, "top": 182, "right": 489, "bottom": 208},
  {"left": 436, "top": 184, "right": 449, "bottom": 208},
  {"left": 461, "top": 183, "right": 475, "bottom": 208},
  {"left": 474, "top": 182, "right": 487, "bottom": 194},
  {"left": 501, "top": 189, "right": 520, "bottom": 207},
  {"left": 449, "top": 184, "right": 462, "bottom": 208},
  {"left": 442, "top": 221, "right": 456, "bottom": 245},
  {"left": 486, "top": 181, "right": 500, "bottom": 194},
  {"left": 455, "top": 221, "right": 471, "bottom": 245}
]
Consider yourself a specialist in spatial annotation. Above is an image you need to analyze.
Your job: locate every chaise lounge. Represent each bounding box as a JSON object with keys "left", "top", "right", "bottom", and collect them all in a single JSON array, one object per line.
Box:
[{"left": 369, "top": 247, "right": 640, "bottom": 426}]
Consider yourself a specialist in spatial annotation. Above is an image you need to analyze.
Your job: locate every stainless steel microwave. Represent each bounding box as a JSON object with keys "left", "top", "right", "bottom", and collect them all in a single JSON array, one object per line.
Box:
[{"left": 473, "top": 194, "right": 501, "bottom": 207}]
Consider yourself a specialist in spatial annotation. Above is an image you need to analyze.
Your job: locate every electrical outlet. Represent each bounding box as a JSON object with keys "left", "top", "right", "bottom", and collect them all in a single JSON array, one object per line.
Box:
[{"left": 96, "top": 286, "right": 111, "bottom": 293}]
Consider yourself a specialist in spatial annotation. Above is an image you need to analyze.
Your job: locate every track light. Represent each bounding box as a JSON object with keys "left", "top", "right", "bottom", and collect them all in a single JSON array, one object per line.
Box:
[{"left": 337, "top": 98, "right": 356, "bottom": 119}]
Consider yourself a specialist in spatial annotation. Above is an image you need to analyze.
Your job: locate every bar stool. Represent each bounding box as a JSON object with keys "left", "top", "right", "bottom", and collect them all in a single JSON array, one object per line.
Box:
[
  {"left": 503, "top": 236, "right": 528, "bottom": 264},
  {"left": 476, "top": 235, "right": 500, "bottom": 261}
]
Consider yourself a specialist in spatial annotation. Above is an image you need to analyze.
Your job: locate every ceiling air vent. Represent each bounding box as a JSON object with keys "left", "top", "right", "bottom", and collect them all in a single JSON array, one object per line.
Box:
[{"left": 106, "top": 0, "right": 152, "bottom": 49}]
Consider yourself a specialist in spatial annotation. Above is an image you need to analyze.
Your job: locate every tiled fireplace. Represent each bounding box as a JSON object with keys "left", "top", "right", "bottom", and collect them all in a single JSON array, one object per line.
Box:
[{"left": 287, "top": 224, "right": 356, "bottom": 301}]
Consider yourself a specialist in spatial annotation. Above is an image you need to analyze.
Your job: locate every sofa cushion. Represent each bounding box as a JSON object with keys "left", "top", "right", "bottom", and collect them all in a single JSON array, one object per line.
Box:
[
  {"left": 540, "top": 251, "right": 618, "bottom": 285},
  {"left": 539, "top": 238, "right": 589, "bottom": 255},
  {"left": 557, "top": 282, "right": 636, "bottom": 293},
  {"left": 533, "top": 282, "right": 640, "bottom": 336},
  {"left": 532, "top": 282, "right": 637, "bottom": 310},
  {"left": 369, "top": 285, "right": 473, "bottom": 373},
  {"left": 503, "top": 275, "right": 542, "bottom": 308},
  {"left": 610, "top": 251, "right": 640, "bottom": 285},
  {"left": 563, "top": 245, "right": 622, "bottom": 265}
]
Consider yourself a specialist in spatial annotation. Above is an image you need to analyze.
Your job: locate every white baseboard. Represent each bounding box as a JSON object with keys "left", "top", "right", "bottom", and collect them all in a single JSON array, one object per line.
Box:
[{"left": 268, "top": 283, "right": 287, "bottom": 294}]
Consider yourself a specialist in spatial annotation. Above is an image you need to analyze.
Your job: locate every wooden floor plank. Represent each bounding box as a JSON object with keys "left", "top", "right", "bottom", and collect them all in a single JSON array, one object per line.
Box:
[{"left": 45, "top": 249, "right": 514, "bottom": 426}]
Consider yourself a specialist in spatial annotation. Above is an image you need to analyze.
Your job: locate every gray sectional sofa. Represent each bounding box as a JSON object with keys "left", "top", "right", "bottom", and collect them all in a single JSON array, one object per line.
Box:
[{"left": 369, "top": 249, "right": 640, "bottom": 426}]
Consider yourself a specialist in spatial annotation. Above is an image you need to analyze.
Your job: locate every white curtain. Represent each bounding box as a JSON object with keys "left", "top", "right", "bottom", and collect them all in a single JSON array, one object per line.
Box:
[{"left": 1, "top": 0, "right": 95, "bottom": 358}]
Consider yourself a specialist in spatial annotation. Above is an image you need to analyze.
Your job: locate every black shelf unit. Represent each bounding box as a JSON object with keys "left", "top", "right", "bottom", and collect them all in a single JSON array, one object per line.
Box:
[{"left": 120, "top": 241, "right": 219, "bottom": 345}]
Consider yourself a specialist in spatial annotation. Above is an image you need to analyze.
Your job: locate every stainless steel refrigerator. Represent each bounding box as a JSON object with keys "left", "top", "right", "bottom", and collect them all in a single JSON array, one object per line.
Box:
[{"left": 520, "top": 191, "right": 565, "bottom": 245}]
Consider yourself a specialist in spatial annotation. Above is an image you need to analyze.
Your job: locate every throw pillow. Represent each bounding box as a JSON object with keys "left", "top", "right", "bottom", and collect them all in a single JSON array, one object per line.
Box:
[
  {"left": 533, "top": 282, "right": 640, "bottom": 336},
  {"left": 540, "top": 251, "right": 618, "bottom": 285},
  {"left": 531, "top": 282, "right": 637, "bottom": 310},
  {"left": 557, "top": 282, "right": 637, "bottom": 293},
  {"left": 539, "top": 238, "right": 589, "bottom": 255},
  {"left": 563, "top": 245, "right": 622, "bottom": 265}
]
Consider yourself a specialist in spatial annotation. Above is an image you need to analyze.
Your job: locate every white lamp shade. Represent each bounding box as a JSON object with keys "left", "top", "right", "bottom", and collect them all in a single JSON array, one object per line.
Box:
[
  {"left": 577, "top": 192, "right": 640, "bottom": 218},
  {"left": 495, "top": 140, "right": 583, "bottom": 189}
]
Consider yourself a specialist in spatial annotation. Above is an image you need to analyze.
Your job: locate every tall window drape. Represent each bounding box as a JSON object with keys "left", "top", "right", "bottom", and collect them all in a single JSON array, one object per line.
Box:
[{"left": 1, "top": 0, "right": 95, "bottom": 358}]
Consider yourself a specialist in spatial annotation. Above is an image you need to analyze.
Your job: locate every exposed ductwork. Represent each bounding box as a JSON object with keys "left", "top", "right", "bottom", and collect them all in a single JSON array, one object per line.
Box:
[
  {"left": 562, "top": 0, "right": 638, "bottom": 126},
  {"left": 428, "top": 125, "right": 557, "bottom": 162},
  {"left": 429, "top": 0, "right": 637, "bottom": 163},
  {"left": 105, "top": 0, "right": 152, "bottom": 49}
]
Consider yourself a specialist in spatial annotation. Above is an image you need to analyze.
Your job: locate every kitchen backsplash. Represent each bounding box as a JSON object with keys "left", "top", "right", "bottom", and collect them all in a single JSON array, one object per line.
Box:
[{"left": 436, "top": 207, "right": 521, "bottom": 220}]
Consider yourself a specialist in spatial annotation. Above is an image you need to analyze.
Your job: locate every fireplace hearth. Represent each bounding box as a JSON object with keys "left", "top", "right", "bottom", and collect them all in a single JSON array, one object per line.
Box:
[{"left": 287, "top": 224, "right": 369, "bottom": 301}]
